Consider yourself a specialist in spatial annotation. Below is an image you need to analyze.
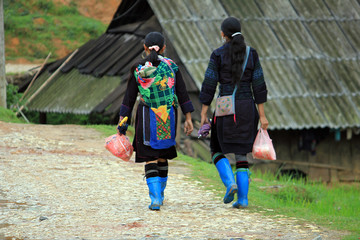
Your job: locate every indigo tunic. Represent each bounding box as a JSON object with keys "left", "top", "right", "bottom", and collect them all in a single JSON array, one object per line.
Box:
[{"left": 199, "top": 43, "right": 267, "bottom": 155}]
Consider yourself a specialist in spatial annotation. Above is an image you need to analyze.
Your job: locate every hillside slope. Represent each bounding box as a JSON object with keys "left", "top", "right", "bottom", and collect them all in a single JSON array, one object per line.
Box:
[{"left": 4, "top": 0, "right": 121, "bottom": 64}]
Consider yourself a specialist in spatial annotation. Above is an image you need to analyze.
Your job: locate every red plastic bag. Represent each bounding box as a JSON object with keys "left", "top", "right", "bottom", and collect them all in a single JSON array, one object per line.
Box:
[
  {"left": 105, "top": 134, "right": 133, "bottom": 161},
  {"left": 252, "top": 128, "right": 276, "bottom": 161}
]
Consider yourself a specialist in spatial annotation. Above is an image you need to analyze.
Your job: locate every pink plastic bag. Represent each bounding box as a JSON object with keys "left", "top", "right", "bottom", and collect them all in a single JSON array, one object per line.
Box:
[
  {"left": 252, "top": 128, "right": 276, "bottom": 161},
  {"left": 105, "top": 134, "right": 133, "bottom": 161}
]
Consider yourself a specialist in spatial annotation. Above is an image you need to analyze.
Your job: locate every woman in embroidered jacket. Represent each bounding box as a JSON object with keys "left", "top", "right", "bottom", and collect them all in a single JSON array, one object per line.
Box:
[
  {"left": 199, "top": 17, "right": 269, "bottom": 208},
  {"left": 118, "top": 32, "right": 194, "bottom": 211}
]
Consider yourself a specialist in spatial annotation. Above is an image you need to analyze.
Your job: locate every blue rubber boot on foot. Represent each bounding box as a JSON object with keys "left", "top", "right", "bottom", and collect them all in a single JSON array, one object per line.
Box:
[
  {"left": 233, "top": 168, "right": 250, "bottom": 208},
  {"left": 215, "top": 158, "right": 238, "bottom": 204},
  {"left": 146, "top": 177, "right": 161, "bottom": 210},
  {"left": 160, "top": 177, "right": 167, "bottom": 205}
]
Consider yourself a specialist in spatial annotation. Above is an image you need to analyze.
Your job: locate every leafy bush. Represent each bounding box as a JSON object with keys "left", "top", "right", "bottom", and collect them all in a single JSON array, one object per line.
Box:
[
  {"left": 53, "top": 4, "right": 79, "bottom": 15},
  {"left": 6, "top": 84, "right": 24, "bottom": 111},
  {"left": 23, "top": 111, "right": 113, "bottom": 125},
  {"left": 36, "top": 0, "right": 55, "bottom": 13}
]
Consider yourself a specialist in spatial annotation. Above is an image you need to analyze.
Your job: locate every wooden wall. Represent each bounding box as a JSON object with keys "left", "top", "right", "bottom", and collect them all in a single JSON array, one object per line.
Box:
[{"left": 252, "top": 129, "right": 360, "bottom": 182}]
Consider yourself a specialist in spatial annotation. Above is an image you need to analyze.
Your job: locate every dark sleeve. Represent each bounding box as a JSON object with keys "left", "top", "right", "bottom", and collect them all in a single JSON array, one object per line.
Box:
[
  {"left": 251, "top": 49, "right": 267, "bottom": 104},
  {"left": 175, "top": 70, "right": 194, "bottom": 114},
  {"left": 199, "top": 51, "right": 219, "bottom": 105},
  {"left": 119, "top": 74, "right": 139, "bottom": 119}
]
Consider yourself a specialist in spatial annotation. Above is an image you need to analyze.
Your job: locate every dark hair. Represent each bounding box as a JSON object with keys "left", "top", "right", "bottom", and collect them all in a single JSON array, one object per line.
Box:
[
  {"left": 129, "top": 32, "right": 165, "bottom": 82},
  {"left": 143, "top": 31, "right": 165, "bottom": 63},
  {"left": 221, "top": 17, "right": 246, "bottom": 84}
]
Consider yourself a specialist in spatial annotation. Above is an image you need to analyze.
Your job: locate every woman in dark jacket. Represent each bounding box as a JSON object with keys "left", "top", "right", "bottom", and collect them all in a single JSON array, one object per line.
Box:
[
  {"left": 118, "top": 32, "right": 194, "bottom": 211},
  {"left": 199, "top": 17, "right": 268, "bottom": 208}
]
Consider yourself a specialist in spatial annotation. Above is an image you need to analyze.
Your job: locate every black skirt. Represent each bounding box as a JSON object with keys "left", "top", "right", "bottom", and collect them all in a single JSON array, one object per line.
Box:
[
  {"left": 132, "top": 103, "right": 178, "bottom": 163},
  {"left": 210, "top": 98, "right": 259, "bottom": 155}
]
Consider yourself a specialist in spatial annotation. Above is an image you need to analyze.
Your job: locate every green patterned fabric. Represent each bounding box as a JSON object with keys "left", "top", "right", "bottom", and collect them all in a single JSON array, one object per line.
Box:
[
  {"left": 135, "top": 56, "right": 178, "bottom": 123},
  {"left": 155, "top": 113, "right": 171, "bottom": 140}
]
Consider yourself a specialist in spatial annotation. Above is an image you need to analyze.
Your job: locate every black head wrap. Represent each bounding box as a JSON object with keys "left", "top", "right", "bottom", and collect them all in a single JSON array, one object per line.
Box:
[{"left": 144, "top": 32, "right": 165, "bottom": 50}]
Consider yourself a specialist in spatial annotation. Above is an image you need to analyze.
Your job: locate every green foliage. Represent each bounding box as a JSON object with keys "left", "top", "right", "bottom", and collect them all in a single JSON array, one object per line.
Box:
[
  {"left": 53, "top": 5, "right": 79, "bottom": 16},
  {"left": 36, "top": 0, "right": 55, "bottom": 13},
  {"left": 4, "top": 0, "right": 78, "bottom": 16},
  {"left": 4, "top": 0, "right": 106, "bottom": 61},
  {"left": 6, "top": 84, "right": 24, "bottom": 111},
  {"left": 23, "top": 111, "right": 113, "bottom": 125},
  {"left": 0, "top": 107, "right": 25, "bottom": 123},
  {"left": 87, "top": 124, "right": 135, "bottom": 142}
]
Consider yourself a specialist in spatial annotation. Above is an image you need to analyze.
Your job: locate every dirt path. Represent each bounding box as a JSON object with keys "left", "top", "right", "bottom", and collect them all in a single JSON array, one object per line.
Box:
[
  {"left": 5, "top": 64, "right": 40, "bottom": 74},
  {"left": 0, "top": 122, "right": 346, "bottom": 240}
]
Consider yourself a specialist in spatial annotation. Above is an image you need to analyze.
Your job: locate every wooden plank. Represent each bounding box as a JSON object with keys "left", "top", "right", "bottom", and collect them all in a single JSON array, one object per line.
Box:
[
  {"left": 352, "top": 136, "right": 360, "bottom": 172},
  {"left": 275, "top": 159, "right": 360, "bottom": 173},
  {"left": 330, "top": 169, "right": 339, "bottom": 182},
  {"left": 19, "top": 52, "right": 51, "bottom": 102}
]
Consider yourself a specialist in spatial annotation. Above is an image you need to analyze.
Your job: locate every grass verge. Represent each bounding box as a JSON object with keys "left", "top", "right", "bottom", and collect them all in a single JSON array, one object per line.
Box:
[
  {"left": 177, "top": 153, "right": 359, "bottom": 239},
  {"left": 86, "top": 124, "right": 135, "bottom": 143},
  {"left": 0, "top": 107, "right": 27, "bottom": 123}
]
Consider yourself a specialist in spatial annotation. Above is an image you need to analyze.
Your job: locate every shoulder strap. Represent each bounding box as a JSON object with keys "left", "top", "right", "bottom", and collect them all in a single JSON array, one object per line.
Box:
[{"left": 233, "top": 46, "right": 251, "bottom": 94}]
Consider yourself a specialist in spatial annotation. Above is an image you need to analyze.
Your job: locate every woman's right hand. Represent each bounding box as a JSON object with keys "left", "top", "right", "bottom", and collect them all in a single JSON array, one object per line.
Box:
[
  {"left": 200, "top": 114, "right": 209, "bottom": 127},
  {"left": 200, "top": 104, "right": 210, "bottom": 127},
  {"left": 260, "top": 116, "right": 269, "bottom": 130},
  {"left": 257, "top": 103, "right": 269, "bottom": 130}
]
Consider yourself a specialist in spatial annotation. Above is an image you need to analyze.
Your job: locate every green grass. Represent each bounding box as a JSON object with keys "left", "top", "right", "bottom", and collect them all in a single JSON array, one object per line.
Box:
[
  {"left": 177, "top": 153, "right": 360, "bottom": 239},
  {"left": 0, "top": 107, "right": 26, "bottom": 123},
  {"left": 87, "top": 124, "right": 135, "bottom": 143},
  {"left": 4, "top": 0, "right": 107, "bottom": 61}
]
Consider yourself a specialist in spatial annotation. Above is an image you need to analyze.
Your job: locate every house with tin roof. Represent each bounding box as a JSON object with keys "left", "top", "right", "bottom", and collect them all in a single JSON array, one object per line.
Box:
[{"left": 23, "top": 0, "right": 360, "bottom": 181}]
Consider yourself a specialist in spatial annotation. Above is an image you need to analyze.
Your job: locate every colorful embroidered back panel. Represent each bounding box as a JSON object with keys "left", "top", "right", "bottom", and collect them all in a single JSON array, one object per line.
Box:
[{"left": 135, "top": 56, "right": 178, "bottom": 149}]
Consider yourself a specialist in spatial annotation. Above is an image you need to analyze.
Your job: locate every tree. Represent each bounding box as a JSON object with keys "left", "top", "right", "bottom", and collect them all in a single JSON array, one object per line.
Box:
[{"left": 0, "top": 0, "right": 6, "bottom": 108}]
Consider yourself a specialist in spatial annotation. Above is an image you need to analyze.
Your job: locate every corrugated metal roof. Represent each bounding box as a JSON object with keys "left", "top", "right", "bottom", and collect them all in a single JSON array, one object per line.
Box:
[
  {"left": 25, "top": 69, "right": 122, "bottom": 114},
  {"left": 23, "top": 31, "right": 144, "bottom": 115},
  {"left": 148, "top": 0, "right": 225, "bottom": 91},
  {"left": 148, "top": 0, "right": 360, "bottom": 129}
]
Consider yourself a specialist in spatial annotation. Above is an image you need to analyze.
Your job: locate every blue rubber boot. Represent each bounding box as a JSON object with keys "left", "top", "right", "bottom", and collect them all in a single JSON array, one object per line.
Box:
[
  {"left": 160, "top": 177, "right": 168, "bottom": 205},
  {"left": 146, "top": 177, "right": 161, "bottom": 210},
  {"left": 215, "top": 158, "right": 238, "bottom": 204},
  {"left": 233, "top": 168, "right": 250, "bottom": 208}
]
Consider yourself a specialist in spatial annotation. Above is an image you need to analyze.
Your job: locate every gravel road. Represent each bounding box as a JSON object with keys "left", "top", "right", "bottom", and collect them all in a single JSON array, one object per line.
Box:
[{"left": 0, "top": 122, "right": 346, "bottom": 240}]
